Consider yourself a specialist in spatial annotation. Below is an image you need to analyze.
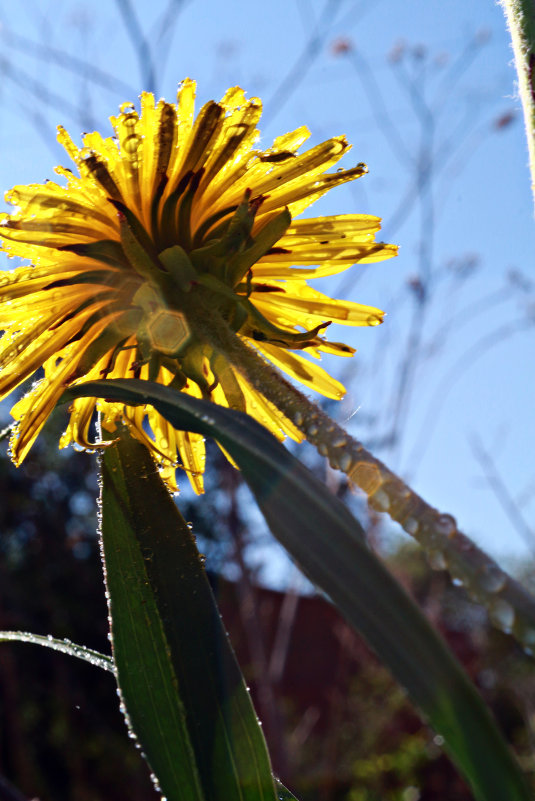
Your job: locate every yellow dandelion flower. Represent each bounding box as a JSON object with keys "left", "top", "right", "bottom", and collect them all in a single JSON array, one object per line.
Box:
[{"left": 0, "top": 79, "right": 397, "bottom": 493}]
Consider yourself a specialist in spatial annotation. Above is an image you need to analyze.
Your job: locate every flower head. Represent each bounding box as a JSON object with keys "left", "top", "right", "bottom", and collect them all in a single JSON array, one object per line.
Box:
[{"left": 0, "top": 79, "right": 396, "bottom": 492}]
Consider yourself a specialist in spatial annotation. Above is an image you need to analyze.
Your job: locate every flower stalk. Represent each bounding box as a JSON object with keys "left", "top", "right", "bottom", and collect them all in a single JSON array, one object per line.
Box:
[{"left": 209, "top": 316, "right": 535, "bottom": 653}]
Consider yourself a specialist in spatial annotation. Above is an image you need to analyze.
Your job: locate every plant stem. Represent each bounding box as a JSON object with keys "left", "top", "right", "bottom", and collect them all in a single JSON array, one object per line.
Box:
[
  {"left": 501, "top": 0, "right": 535, "bottom": 207},
  {"left": 205, "top": 314, "right": 535, "bottom": 653}
]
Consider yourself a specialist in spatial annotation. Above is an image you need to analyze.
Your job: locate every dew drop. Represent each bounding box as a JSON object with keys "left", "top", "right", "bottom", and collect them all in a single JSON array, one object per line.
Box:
[
  {"left": 141, "top": 547, "right": 154, "bottom": 562},
  {"left": 477, "top": 565, "right": 507, "bottom": 594},
  {"left": 332, "top": 436, "right": 348, "bottom": 448},
  {"left": 149, "top": 772, "right": 163, "bottom": 793},
  {"left": 123, "top": 134, "right": 141, "bottom": 155},
  {"left": 427, "top": 549, "right": 447, "bottom": 571},
  {"left": 366, "top": 314, "right": 382, "bottom": 327},
  {"left": 521, "top": 626, "right": 535, "bottom": 649},
  {"left": 489, "top": 598, "right": 515, "bottom": 633},
  {"left": 373, "top": 489, "right": 390, "bottom": 511},
  {"left": 435, "top": 514, "right": 456, "bottom": 537},
  {"left": 404, "top": 517, "right": 419, "bottom": 535},
  {"left": 120, "top": 103, "right": 137, "bottom": 117},
  {"left": 339, "top": 452, "right": 352, "bottom": 472}
]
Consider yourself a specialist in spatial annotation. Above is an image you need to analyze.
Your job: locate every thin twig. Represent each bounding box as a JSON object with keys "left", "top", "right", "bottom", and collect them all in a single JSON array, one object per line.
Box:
[
  {"left": 347, "top": 48, "right": 413, "bottom": 165},
  {"left": 268, "top": 583, "right": 300, "bottom": 684},
  {"left": 0, "top": 56, "right": 83, "bottom": 122},
  {"left": 1, "top": 28, "right": 136, "bottom": 97},
  {"left": 470, "top": 433, "right": 535, "bottom": 553},
  {"left": 262, "top": 0, "right": 343, "bottom": 126},
  {"left": 405, "top": 318, "right": 533, "bottom": 471},
  {"left": 114, "top": 0, "right": 157, "bottom": 93},
  {"left": 149, "top": 0, "right": 190, "bottom": 82}
]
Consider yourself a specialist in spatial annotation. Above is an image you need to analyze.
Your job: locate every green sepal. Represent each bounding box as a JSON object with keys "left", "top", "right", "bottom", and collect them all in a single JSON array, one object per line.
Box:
[
  {"left": 58, "top": 239, "right": 129, "bottom": 269},
  {"left": 109, "top": 198, "right": 165, "bottom": 284},
  {"left": 45, "top": 269, "right": 128, "bottom": 290},
  {"left": 178, "top": 343, "right": 213, "bottom": 398},
  {"left": 209, "top": 352, "right": 246, "bottom": 412},
  {"left": 225, "top": 208, "right": 291, "bottom": 286},
  {"left": 191, "top": 204, "right": 239, "bottom": 249},
  {"left": 195, "top": 272, "right": 242, "bottom": 304},
  {"left": 227, "top": 300, "right": 248, "bottom": 333},
  {"left": 150, "top": 173, "right": 169, "bottom": 246},
  {"left": 192, "top": 191, "right": 264, "bottom": 277},
  {"left": 219, "top": 191, "right": 258, "bottom": 254},
  {"left": 109, "top": 198, "right": 160, "bottom": 261},
  {"left": 150, "top": 356, "right": 163, "bottom": 382},
  {"left": 188, "top": 195, "right": 259, "bottom": 280},
  {"left": 159, "top": 245, "right": 198, "bottom": 291},
  {"left": 159, "top": 170, "right": 193, "bottom": 250},
  {"left": 176, "top": 171, "right": 203, "bottom": 251},
  {"left": 189, "top": 239, "right": 225, "bottom": 274}
]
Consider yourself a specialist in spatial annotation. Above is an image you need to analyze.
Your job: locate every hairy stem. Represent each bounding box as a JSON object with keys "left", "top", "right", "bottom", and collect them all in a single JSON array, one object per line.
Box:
[
  {"left": 501, "top": 0, "right": 535, "bottom": 207},
  {"left": 204, "top": 313, "right": 535, "bottom": 653}
]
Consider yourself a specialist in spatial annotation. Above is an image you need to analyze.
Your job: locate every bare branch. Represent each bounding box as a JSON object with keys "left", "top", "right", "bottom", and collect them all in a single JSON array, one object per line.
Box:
[
  {"left": 114, "top": 0, "right": 157, "bottom": 93},
  {"left": 406, "top": 319, "right": 534, "bottom": 470},
  {"left": 263, "top": 0, "right": 343, "bottom": 126},
  {"left": 0, "top": 56, "right": 84, "bottom": 123},
  {"left": 1, "top": 27, "right": 137, "bottom": 98},
  {"left": 470, "top": 433, "right": 535, "bottom": 553},
  {"left": 149, "top": 0, "right": 190, "bottom": 84}
]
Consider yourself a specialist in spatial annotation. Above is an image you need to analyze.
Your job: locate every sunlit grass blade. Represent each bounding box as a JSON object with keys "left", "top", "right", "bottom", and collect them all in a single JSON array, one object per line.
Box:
[
  {"left": 0, "top": 631, "right": 114, "bottom": 672},
  {"left": 275, "top": 779, "right": 300, "bottom": 800},
  {"left": 100, "top": 424, "right": 277, "bottom": 801},
  {"left": 64, "top": 378, "right": 533, "bottom": 801}
]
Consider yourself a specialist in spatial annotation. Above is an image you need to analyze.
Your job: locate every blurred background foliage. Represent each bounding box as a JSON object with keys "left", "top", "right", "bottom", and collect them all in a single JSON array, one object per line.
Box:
[
  {"left": 0, "top": 1, "right": 534, "bottom": 799},
  {"left": 1, "top": 421, "right": 535, "bottom": 799}
]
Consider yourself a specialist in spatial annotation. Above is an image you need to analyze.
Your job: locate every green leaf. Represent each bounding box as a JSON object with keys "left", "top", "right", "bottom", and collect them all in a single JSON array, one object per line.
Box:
[
  {"left": 275, "top": 780, "right": 300, "bottom": 801},
  {"left": 100, "top": 425, "right": 277, "bottom": 801},
  {"left": 65, "top": 378, "right": 533, "bottom": 801},
  {"left": 0, "top": 631, "right": 114, "bottom": 672}
]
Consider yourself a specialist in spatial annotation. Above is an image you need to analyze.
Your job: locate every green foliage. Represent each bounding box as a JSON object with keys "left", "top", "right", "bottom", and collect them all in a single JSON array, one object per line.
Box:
[
  {"left": 65, "top": 378, "right": 532, "bottom": 801},
  {"left": 100, "top": 426, "right": 277, "bottom": 801}
]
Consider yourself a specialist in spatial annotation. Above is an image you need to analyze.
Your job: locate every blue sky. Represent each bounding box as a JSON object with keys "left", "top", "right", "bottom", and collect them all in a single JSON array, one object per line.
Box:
[{"left": 0, "top": 0, "right": 533, "bottom": 568}]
